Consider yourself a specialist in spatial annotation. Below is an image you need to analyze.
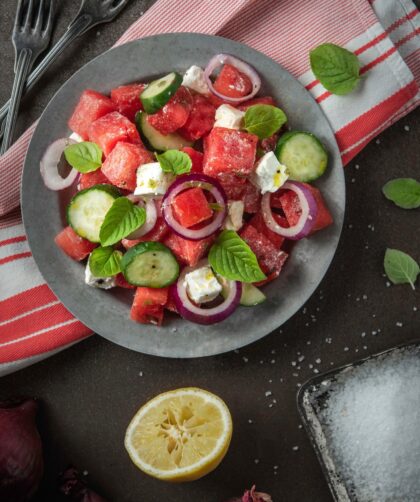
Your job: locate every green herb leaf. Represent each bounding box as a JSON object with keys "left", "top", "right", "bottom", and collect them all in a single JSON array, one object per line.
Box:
[
  {"left": 99, "top": 198, "right": 146, "bottom": 246},
  {"left": 89, "top": 246, "right": 122, "bottom": 277},
  {"left": 309, "top": 43, "right": 360, "bottom": 95},
  {"left": 64, "top": 141, "right": 103, "bottom": 173},
  {"left": 156, "top": 150, "right": 192, "bottom": 175},
  {"left": 244, "top": 104, "right": 287, "bottom": 140},
  {"left": 208, "top": 202, "right": 224, "bottom": 212},
  {"left": 382, "top": 178, "right": 420, "bottom": 209},
  {"left": 384, "top": 248, "right": 419, "bottom": 290},
  {"left": 208, "top": 230, "right": 266, "bottom": 283}
]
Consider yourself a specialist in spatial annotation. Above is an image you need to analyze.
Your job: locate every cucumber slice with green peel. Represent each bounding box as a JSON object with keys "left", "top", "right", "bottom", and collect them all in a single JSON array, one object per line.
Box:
[
  {"left": 67, "top": 184, "right": 120, "bottom": 243},
  {"left": 275, "top": 131, "right": 328, "bottom": 182},
  {"left": 140, "top": 72, "right": 183, "bottom": 114},
  {"left": 121, "top": 242, "right": 179, "bottom": 288},
  {"left": 136, "top": 112, "right": 193, "bottom": 151},
  {"left": 239, "top": 283, "right": 266, "bottom": 306}
]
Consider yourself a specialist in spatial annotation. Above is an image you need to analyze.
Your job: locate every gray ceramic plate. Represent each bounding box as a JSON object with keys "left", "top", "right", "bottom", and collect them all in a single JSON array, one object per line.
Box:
[{"left": 22, "top": 33, "right": 345, "bottom": 358}]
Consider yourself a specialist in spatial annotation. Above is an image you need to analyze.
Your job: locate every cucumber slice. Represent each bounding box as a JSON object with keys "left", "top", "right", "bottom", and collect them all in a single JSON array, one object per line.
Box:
[
  {"left": 275, "top": 131, "right": 328, "bottom": 182},
  {"left": 239, "top": 283, "right": 266, "bottom": 306},
  {"left": 140, "top": 72, "right": 182, "bottom": 114},
  {"left": 136, "top": 112, "right": 193, "bottom": 151},
  {"left": 121, "top": 242, "right": 179, "bottom": 288},
  {"left": 67, "top": 184, "right": 120, "bottom": 243}
]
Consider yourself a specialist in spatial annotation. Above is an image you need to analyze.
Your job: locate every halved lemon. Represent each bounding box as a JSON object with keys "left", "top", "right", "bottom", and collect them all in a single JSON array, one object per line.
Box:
[{"left": 124, "top": 387, "right": 232, "bottom": 482}]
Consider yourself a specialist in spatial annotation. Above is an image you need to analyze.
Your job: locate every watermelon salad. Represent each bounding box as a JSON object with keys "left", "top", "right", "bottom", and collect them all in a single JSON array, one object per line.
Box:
[{"left": 41, "top": 53, "right": 333, "bottom": 326}]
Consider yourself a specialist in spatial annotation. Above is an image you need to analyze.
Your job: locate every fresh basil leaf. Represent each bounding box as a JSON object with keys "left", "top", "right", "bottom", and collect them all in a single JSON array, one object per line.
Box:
[
  {"left": 208, "top": 230, "right": 266, "bottom": 283},
  {"left": 99, "top": 197, "right": 146, "bottom": 246},
  {"left": 309, "top": 43, "right": 360, "bottom": 95},
  {"left": 89, "top": 246, "right": 122, "bottom": 277},
  {"left": 156, "top": 150, "right": 192, "bottom": 175},
  {"left": 208, "top": 202, "right": 224, "bottom": 212},
  {"left": 384, "top": 248, "right": 419, "bottom": 290},
  {"left": 382, "top": 178, "right": 420, "bottom": 209},
  {"left": 244, "top": 105, "right": 287, "bottom": 140},
  {"left": 64, "top": 141, "right": 103, "bottom": 173}
]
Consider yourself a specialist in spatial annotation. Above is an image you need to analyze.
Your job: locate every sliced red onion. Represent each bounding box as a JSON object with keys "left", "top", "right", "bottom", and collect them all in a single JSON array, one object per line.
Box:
[
  {"left": 261, "top": 181, "right": 318, "bottom": 240},
  {"left": 162, "top": 173, "right": 227, "bottom": 241},
  {"left": 171, "top": 260, "right": 241, "bottom": 325},
  {"left": 204, "top": 54, "right": 261, "bottom": 103},
  {"left": 40, "top": 138, "right": 79, "bottom": 191},
  {"left": 125, "top": 197, "right": 158, "bottom": 239}
]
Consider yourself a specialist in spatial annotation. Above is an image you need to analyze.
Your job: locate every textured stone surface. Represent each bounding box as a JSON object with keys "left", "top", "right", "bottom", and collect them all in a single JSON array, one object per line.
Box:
[{"left": 0, "top": 2, "right": 419, "bottom": 501}]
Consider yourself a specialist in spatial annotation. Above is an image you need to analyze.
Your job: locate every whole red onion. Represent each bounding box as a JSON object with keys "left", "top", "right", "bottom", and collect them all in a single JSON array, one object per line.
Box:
[{"left": 0, "top": 398, "right": 43, "bottom": 502}]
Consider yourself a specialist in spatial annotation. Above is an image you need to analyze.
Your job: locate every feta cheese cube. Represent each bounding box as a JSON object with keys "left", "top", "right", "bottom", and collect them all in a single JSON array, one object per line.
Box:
[
  {"left": 69, "top": 132, "right": 83, "bottom": 143},
  {"left": 182, "top": 65, "right": 209, "bottom": 95},
  {"left": 85, "top": 257, "right": 116, "bottom": 289},
  {"left": 134, "top": 162, "right": 174, "bottom": 196},
  {"left": 252, "top": 152, "right": 288, "bottom": 194},
  {"left": 214, "top": 104, "right": 245, "bottom": 130},
  {"left": 224, "top": 200, "right": 244, "bottom": 231},
  {"left": 184, "top": 266, "right": 222, "bottom": 304}
]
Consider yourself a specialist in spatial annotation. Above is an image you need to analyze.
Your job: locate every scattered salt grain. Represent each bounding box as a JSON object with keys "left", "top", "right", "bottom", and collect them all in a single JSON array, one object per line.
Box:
[
  {"left": 404, "top": 125, "right": 410, "bottom": 131},
  {"left": 271, "top": 349, "right": 276, "bottom": 354},
  {"left": 396, "top": 322, "right": 403, "bottom": 327},
  {"left": 271, "top": 359, "right": 276, "bottom": 364},
  {"left": 298, "top": 355, "right": 305, "bottom": 363},
  {"left": 355, "top": 164, "right": 360, "bottom": 170},
  {"left": 273, "top": 399, "right": 277, "bottom": 404},
  {"left": 234, "top": 349, "right": 239, "bottom": 354},
  {"left": 254, "top": 459, "right": 260, "bottom": 464},
  {"left": 293, "top": 373, "right": 299, "bottom": 377},
  {"left": 172, "top": 327, "right": 177, "bottom": 333},
  {"left": 83, "top": 470, "right": 89, "bottom": 476},
  {"left": 139, "top": 371, "right": 143, "bottom": 377},
  {"left": 265, "top": 391, "right": 272, "bottom": 397},
  {"left": 362, "top": 294, "right": 367, "bottom": 300},
  {"left": 309, "top": 364, "right": 314, "bottom": 369},
  {"left": 315, "top": 358, "right": 321, "bottom": 364},
  {"left": 414, "top": 306, "right": 418, "bottom": 312},
  {"left": 361, "top": 332, "right": 366, "bottom": 338},
  {"left": 325, "top": 338, "right": 332, "bottom": 344},
  {"left": 274, "top": 465, "right": 279, "bottom": 470},
  {"left": 344, "top": 347, "right": 349, "bottom": 352},
  {"left": 386, "top": 281, "right": 391, "bottom": 287},
  {"left": 291, "top": 361, "right": 297, "bottom": 367},
  {"left": 363, "top": 345, "right": 368, "bottom": 350},
  {"left": 372, "top": 331, "right": 377, "bottom": 336},
  {"left": 307, "top": 340, "right": 312, "bottom": 345},
  {"left": 314, "top": 368, "right": 319, "bottom": 374},
  {"left": 248, "top": 419, "right": 253, "bottom": 424},
  {"left": 268, "top": 379, "right": 273, "bottom": 383},
  {"left": 292, "top": 446, "right": 299, "bottom": 452},
  {"left": 298, "top": 424, "right": 303, "bottom": 429},
  {"left": 375, "top": 138, "right": 381, "bottom": 144},
  {"left": 242, "top": 356, "right": 249, "bottom": 363},
  {"left": 268, "top": 403, "right": 273, "bottom": 408},
  {"left": 351, "top": 178, "right": 356, "bottom": 183}
]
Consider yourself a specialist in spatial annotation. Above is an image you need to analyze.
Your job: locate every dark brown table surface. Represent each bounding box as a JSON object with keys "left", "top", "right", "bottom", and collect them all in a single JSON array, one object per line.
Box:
[{"left": 0, "top": 2, "right": 419, "bottom": 501}]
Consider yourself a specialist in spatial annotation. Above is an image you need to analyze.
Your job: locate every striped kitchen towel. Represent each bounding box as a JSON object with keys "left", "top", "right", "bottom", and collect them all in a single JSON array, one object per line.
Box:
[{"left": 0, "top": 0, "right": 419, "bottom": 376}]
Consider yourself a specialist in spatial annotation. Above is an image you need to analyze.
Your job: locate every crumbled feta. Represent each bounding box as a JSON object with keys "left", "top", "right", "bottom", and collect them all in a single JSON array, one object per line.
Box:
[
  {"left": 214, "top": 104, "right": 245, "bottom": 130},
  {"left": 252, "top": 151, "right": 288, "bottom": 194},
  {"left": 85, "top": 257, "right": 116, "bottom": 289},
  {"left": 224, "top": 200, "right": 244, "bottom": 231},
  {"left": 184, "top": 265, "right": 222, "bottom": 304},
  {"left": 134, "top": 162, "right": 174, "bottom": 196},
  {"left": 182, "top": 65, "right": 209, "bottom": 95},
  {"left": 69, "top": 132, "right": 83, "bottom": 143}
]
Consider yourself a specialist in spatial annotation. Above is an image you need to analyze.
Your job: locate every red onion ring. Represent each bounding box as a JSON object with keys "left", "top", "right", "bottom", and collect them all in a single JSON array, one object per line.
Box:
[
  {"left": 162, "top": 173, "right": 227, "bottom": 241},
  {"left": 261, "top": 181, "right": 318, "bottom": 240},
  {"left": 171, "top": 260, "right": 242, "bottom": 324},
  {"left": 204, "top": 54, "right": 261, "bottom": 104},
  {"left": 125, "top": 197, "right": 158, "bottom": 239},
  {"left": 40, "top": 138, "right": 79, "bottom": 191}
]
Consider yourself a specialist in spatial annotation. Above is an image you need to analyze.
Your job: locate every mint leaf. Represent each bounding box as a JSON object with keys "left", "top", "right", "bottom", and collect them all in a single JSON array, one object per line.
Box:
[
  {"left": 89, "top": 246, "right": 122, "bottom": 277},
  {"left": 384, "top": 248, "right": 419, "bottom": 290},
  {"left": 64, "top": 141, "right": 103, "bottom": 173},
  {"left": 156, "top": 150, "right": 192, "bottom": 175},
  {"left": 382, "top": 178, "right": 420, "bottom": 209},
  {"left": 99, "top": 197, "right": 146, "bottom": 246},
  {"left": 244, "top": 105, "right": 287, "bottom": 140},
  {"left": 309, "top": 43, "right": 360, "bottom": 95},
  {"left": 208, "top": 230, "right": 266, "bottom": 283}
]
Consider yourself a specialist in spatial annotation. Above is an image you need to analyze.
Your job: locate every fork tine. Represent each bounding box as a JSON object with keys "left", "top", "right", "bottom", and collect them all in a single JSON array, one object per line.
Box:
[
  {"left": 14, "top": 0, "right": 25, "bottom": 30},
  {"left": 23, "top": 0, "right": 35, "bottom": 29},
  {"left": 42, "top": 0, "right": 55, "bottom": 35},
  {"left": 34, "top": 0, "right": 45, "bottom": 32}
]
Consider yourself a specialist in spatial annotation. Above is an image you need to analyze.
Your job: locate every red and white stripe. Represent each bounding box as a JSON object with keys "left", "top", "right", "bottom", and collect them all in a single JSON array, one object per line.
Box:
[{"left": 0, "top": 0, "right": 418, "bottom": 375}]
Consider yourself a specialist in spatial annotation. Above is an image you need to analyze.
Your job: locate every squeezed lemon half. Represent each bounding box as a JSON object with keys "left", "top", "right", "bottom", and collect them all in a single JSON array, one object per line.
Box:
[{"left": 124, "top": 387, "right": 233, "bottom": 482}]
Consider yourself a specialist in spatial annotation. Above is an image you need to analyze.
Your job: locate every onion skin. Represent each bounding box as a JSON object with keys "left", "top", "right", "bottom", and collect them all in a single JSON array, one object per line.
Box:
[
  {"left": 0, "top": 398, "right": 43, "bottom": 502},
  {"left": 60, "top": 467, "right": 109, "bottom": 502}
]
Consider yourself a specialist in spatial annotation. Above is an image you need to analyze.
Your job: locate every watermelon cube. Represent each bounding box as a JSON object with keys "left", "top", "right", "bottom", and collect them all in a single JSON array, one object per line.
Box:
[
  {"left": 240, "top": 224, "right": 288, "bottom": 281},
  {"left": 217, "top": 172, "right": 247, "bottom": 200},
  {"left": 101, "top": 141, "right": 153, "bottom": 191},
  {"left": 115, "top": 273, "right": 136, "bottom": 289},
  {"left": 78, "top": 169, "right": 109, "bottom": 191},
  {"left": 203, "top": 127, "right": 258, "bottom": 178},
  {"left": 110, "top": 83, "right": 145, "bottom": 121},
  {"left": 68, "top": 90, "right": 116, "bottom": 140},
  {"left": 178, "top": 94, "right": 216, "bottom": 141},
  {"left": 121, "top": 218, "right": 169, "bottom": 249},
  {"left": 55, "top": 226, "right": 96, "bottom": 261},
  {"left": 163, "top": 233, "right": 213, "bottom": 267},
  {"left": 242, "top": 180, "right": 261, "bottom": 213},
  {"left": 165, "top": 293, "right": 179, "bottom": 314},
  {"left": 249, "top": 211, "right": 287, "bottom": 249},
  {"left": 237, "top": 96, "right": 276, "bottom": 111},
  {"left": 213, "top": 64, "right": 252, "bottom": 98},
  {"left": 131, "top": 287, "right": 169, "bottom": 325},
  {"left": 279, "top": 184, "right": 333, "bottom": 233},
  {"left": 88, "top": 111, "right": 141, "bottom": 156},
  {"left": 147, "top": 86, "right": 193, "bottom": 135},
  {"left": 181, "top": 147, "right": 203, "bottom": 173},
  {"left": 172, "top": 187, "right": 213, "bottom": 228}
]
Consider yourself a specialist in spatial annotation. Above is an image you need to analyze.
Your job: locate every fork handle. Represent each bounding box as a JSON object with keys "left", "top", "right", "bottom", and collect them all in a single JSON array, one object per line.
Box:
[
  {"left": 0, "top": 14, "right": 92, "bottom": 128},
  {"left": 0, "top": 49, "right": 33, "bottom": 155}
]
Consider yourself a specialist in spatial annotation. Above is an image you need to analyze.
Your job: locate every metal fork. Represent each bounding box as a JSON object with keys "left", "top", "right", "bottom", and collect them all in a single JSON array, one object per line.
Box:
[
  {"left": 0, "top": 0, "right": 131, "bottom": 144},
  {"left": 1, "top": 0, "right": 54, "bottom": 154}
]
